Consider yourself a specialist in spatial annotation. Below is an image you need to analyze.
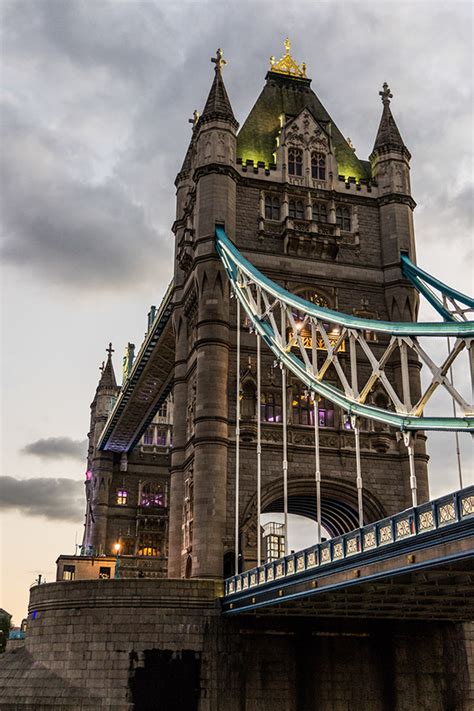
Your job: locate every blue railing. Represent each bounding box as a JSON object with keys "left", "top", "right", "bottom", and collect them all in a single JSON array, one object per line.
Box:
[{"left": 224, "top": 486, "right": 474, "bottom": 598}]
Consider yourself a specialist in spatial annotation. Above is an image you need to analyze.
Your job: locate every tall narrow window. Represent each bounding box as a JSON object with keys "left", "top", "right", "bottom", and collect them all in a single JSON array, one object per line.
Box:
[
  {"left": 288, "top": 147, "right": 303, "bottom": 176},
  {"left": 336, "top": 206, "right": 351, "bottom": 231},
  {"left": 143, "top": 426, "right": 154, "bottom": 445},
  {"left": 312, "top": 202, "right": 328, "bottom": 223},
  {"left": 311, "top": 152, "right": 326, "bottom": 180},
  {"left": 265, "top": 195, "right": 281, "bottom": 220},
  {"left": 292, "top": 388, "right": 334, "bottom": 427},
  {"left": 116, "top": 489, "right": 128, "bottom": 506},
  {"left": 261, "top": 392, "right": 282, "bottom": 423},
  {"left": 289, "top": 199, "right": 305, "bottom": 220}
]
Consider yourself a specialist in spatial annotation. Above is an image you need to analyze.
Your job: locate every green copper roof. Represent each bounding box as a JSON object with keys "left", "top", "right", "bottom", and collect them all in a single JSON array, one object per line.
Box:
[{"left": 237, "top": 72, "right": 370, "bottom": 181}]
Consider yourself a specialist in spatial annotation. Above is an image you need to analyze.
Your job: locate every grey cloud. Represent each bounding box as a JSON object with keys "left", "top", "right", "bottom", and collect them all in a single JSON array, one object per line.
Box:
[
  {"left": 1, "top": 0, "right": 472, "bottom": 299},
  {"left": 0, "top": 102, "right": 172, "bottom": 291},
  {"left": 21, "top": 437, "right": 87, "bottom": 461},
  {"left": 0, "top": 476, "right": 83, "bottom": 522}
]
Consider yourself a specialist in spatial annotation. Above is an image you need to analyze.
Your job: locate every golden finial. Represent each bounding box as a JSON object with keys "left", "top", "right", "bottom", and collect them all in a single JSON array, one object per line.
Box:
[
  {"left": 188, "top": 110, "right": 200, "bottom": 128},
  {"left": 211, "top": 48, "right": 227, "bottom": 72},
  {"left": 269, "top": 38, "right": 307, "bottom": 79}
]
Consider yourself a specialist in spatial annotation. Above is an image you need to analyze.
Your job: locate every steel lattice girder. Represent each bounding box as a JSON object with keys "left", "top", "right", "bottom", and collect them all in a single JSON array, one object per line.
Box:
[{"left": 216, "top": 227, "right": 474, "bottom": 432}]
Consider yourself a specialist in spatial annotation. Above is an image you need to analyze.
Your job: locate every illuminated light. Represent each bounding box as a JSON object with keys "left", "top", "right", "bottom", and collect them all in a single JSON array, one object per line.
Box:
[
  {"left": 292, "top": 400, "right": 298, "bottom": 407},
  {"left": 114, "top": 543, "right": 121, "bottom": 554},
  {"left": 85, "top": 470, "right": 92, "bottom": 481},
  {"left": 295, "top": 321, "right": 303, "bottom": 332}
]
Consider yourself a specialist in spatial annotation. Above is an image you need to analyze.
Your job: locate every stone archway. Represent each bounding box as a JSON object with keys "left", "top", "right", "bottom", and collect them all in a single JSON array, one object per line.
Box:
[{"left": 239, "top": 476, "right": 386, "bottom": 567}]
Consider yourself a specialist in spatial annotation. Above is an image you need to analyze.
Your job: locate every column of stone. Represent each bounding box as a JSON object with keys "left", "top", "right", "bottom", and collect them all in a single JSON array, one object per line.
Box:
[
  {"left": 89, "top": 451, "right": 114, "bottom": 555},
  {"left": 168, "top": 309, "right": 188, "bottom": 577}
]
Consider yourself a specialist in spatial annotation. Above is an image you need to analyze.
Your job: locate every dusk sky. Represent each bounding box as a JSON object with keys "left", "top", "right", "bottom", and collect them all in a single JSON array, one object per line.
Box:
[{"left": 1, "top": 0, "right": 472, "bottom": 624}]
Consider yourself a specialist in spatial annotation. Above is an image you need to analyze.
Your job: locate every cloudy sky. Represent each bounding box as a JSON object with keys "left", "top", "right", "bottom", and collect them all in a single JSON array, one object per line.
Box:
[{"left": 1, "top": 0, "right": 472, "bottom": 623}]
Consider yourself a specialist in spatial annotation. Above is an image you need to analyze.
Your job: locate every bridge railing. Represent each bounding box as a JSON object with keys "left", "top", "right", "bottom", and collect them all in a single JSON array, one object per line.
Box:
[{"left": 224, "top": 486, "right": 474, "bottom": 597}]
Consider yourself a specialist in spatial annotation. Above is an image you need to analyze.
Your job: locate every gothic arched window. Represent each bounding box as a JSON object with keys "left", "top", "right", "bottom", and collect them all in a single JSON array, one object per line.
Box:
[
  {"left": 265, "top": 195, "right": 281, "bottom": 221},
  {"left": 312, "top": 202, "right": 328, "bottom": 223},
  {"left": 336, "top": 206, "right": 351, "bottom": 231},
  {"left": 289, "top": 199, "right": 305, "bottom": 220},
  {"left": 311, "top": 152, "right": 326, "bottom": 180},
  {"left": 261, "top": 392, "right": 282, "bottom": 423},
  {"left": 288, "top": 147, "right": 303, "bottom": 176}
]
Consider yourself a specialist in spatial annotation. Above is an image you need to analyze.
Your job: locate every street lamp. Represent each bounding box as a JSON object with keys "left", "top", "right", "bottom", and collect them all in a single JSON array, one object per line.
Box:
[{"left": 114, "top": 542, "right": 121, "bottom": 579}]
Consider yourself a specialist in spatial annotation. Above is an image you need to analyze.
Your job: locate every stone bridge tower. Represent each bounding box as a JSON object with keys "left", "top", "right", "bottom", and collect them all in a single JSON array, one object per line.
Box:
[{"left": 168, "top": 42, "right": 428, "bottom": 580}]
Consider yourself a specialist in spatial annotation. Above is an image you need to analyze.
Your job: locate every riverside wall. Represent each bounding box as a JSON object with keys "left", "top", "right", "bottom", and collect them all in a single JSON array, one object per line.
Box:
[{"left": 0, "top": 579, "right": 472, "bottom": 710}]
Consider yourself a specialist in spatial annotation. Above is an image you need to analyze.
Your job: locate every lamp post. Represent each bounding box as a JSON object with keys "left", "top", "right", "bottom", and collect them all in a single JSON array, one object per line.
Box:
[{"left": 114, "top": 542, "right": 121, "bottom": 579}]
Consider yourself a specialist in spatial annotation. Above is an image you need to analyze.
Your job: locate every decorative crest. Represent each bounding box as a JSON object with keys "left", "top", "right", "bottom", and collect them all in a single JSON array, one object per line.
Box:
[
  {"left": 269, "top": 38, "right": 307, "bottom": 79},
  {"left": 379, "top": 82, "right": 393, "bottom": 105},
  {"left": 211, "top": 48, "right": 227, "bottom": 72},
  {"left": 188, "top": 110, "right": 200, "bottom": 129},
  {"left": 106, "top": 342, "right": 114, "bottom": 358}
]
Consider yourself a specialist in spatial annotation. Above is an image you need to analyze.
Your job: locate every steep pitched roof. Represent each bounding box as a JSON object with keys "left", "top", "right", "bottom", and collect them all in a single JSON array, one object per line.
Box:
[
  {"left": 373, "top": 102, "right": 405, "bottom": 152},
  {"left": 97, "top": 345, "right": 117, "bottom": 390},
  {"left": 199, "top": 51, "right": 238, "bottom": 128},
  {"left": 372, "top": 83, "right": 408, "bottom": 156},
  {"left": 237, "top": 71, "right": 370, "bottom": 180}
]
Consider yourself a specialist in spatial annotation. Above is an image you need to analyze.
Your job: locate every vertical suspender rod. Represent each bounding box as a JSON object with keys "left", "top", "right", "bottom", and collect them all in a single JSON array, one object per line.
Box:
[
  {"left": 235, "top": 298, "right": 241, "bottom": 575},
  {"left": 256, "top": 293, "right": 262, "bottom": 567},
  {"left": 281, "top": 309, "right": 289, "bottom": 556}
]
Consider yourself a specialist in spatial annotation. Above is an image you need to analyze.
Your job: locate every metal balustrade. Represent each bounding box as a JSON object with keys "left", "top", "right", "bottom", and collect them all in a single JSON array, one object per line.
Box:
[{"left": 224, "top": 486, "right": 474, "bottom": 598}]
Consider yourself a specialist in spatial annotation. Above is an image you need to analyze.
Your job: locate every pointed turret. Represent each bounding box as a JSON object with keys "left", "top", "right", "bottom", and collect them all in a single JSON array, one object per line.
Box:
[
  {"left": 370, "top": 83, "right": 418, "bottom": 322},
  {"left": 90, "top": 343, "right": 120, "bottom": 449},
  {"left": 199, "top": 49, "right": 238, "bottom": 128},
  {"left": 371, "top": 83, "right": 410, "bottom": 158},
  {"left": 97, "top": 342, "right": 117, "bottom": 390}
]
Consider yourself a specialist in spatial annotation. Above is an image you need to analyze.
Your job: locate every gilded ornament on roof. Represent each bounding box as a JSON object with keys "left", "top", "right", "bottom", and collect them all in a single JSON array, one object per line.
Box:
[{"left": 269, "top": 38, "right": 307, "bottom": 79}]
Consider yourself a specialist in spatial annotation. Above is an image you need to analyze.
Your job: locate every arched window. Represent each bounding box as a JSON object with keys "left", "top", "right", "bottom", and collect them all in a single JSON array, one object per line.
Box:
[
  {"left": 311, "top": 152, "right": 326, "bottom": 180},
  {"left": 261, "top": 392, "right": 282, "bottom": 423},
  {"left": 288, "top": 199, "right": 305, "bottom": 220},
  {"left": 336, "top": 206, "right": 351, "bottom": 231},
  {"left": 288, "top": 147, "right": 303, "bottom": 176},
  {"left": 312, "top": 202, "right": 327, "bottom": 223},
  {"left": 116, "top": 489, "right": 128, "bottom": 506},
  {"left": 185, "top": 555, "right": 193, "bottom": 578},
  {"left": 140, "top": 482, "right": 166, "bottom": 508},
  {"left": 265, "top": 195, "right": 281, "bottom": 221}
]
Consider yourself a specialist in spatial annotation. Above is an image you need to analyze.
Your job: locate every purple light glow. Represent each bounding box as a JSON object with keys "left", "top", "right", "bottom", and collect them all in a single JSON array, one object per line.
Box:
[{"left": 86, "top": 470, "right": 92, "bottom": 481}]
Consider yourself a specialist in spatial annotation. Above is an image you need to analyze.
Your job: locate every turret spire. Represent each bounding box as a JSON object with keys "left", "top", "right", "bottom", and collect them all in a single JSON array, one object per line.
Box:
[
  {"left": 97, "top": 342, "right": 117, "bottom": 389},
  {"left": 372, "top": 82, "right": 408, "bottom": 155},
  {"left": 199, "top": 48, "right": 238, "bottom": 128}
]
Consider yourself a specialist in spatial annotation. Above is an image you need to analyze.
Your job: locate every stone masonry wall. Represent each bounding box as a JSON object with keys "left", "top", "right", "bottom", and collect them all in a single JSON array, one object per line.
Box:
[{"left": 0, "top": 580, "right": 472, "bottom": 710}]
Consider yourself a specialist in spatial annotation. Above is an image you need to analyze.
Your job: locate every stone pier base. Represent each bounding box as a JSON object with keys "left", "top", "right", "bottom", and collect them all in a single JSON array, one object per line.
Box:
[{"left": 0, "top": 579, "right": 472, "bottom": 710}]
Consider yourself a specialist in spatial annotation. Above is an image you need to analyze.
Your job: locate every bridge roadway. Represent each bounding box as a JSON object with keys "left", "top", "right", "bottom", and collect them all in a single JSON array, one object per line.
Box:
[{"left": 222, "top": 486, "right": 474, "bottom": 619}]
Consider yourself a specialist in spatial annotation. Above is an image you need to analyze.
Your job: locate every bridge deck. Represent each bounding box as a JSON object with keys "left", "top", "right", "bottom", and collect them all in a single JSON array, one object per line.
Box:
[{"left": 222, "top": 487, "right": 474, "bottom": 619}]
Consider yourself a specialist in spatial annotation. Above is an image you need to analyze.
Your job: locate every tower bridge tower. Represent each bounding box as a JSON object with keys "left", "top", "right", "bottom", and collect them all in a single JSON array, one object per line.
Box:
[{"left": 169, "top": 41, "right": 429, "bottom": 580}]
